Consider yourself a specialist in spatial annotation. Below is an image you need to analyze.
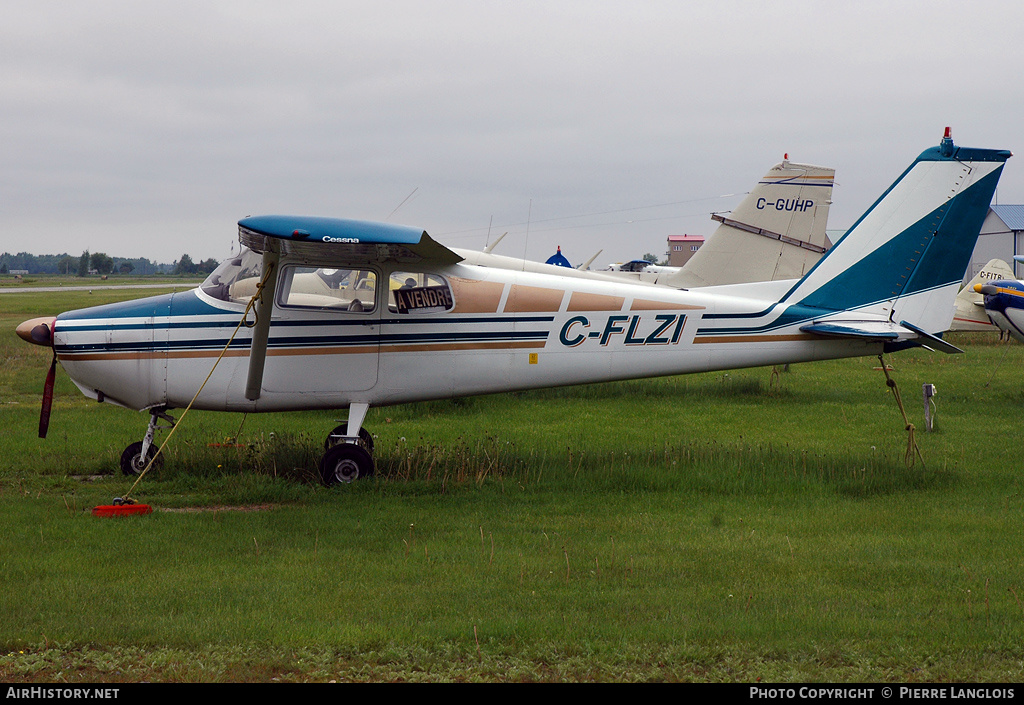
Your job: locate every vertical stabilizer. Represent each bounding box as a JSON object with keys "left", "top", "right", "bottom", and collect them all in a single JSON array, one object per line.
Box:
[
  {"left": 662, "top": 160, "right": 834, "bottom": 288},
  {"left": 783, "top": 129, "right": 1010, "bottom": 335}
]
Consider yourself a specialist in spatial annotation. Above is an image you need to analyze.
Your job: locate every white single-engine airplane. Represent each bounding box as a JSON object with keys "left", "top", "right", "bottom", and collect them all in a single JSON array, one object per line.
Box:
[{"left": 17, "top": 129, "right": 1010, "bottom": 485}]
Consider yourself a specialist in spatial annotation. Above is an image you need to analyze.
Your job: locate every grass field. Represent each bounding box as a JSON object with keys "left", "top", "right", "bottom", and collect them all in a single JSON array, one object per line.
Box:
[
  {"left": 0, "top": 274, "right": 203, "bottom": 289},
  {"left": 1, "top": 287, "right": 1023, "bottom": 682}
]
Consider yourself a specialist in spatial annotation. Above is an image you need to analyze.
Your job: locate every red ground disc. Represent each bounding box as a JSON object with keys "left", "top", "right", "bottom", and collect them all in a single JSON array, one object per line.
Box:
[{"left": 92, "top": 504, "right": 153, "bottom": 517}]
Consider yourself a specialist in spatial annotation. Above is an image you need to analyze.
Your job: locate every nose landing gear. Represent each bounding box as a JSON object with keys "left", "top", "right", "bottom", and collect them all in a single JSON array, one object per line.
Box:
[{"left": 120, "top": 408, "right": 175, "bottom": 476}]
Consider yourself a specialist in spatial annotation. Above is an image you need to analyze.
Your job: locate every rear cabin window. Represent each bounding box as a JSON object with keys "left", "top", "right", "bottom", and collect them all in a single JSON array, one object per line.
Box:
[
  {"left": 278, "top": 266, "right": 377, "bottom": 312},
  {"left": 389, "top": 272, "right": 454, "bottom": 314}
]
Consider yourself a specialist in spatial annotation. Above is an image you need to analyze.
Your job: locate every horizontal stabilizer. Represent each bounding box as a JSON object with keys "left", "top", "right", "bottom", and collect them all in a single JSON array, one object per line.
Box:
[
  {"left": 800, "top": 319, "right": 963, "bottom": 354},
  {"left": 899, "top": 320, "right": 964, "bottom": 354},
  {"left": 800, "top": 322, "right": 899, "bottom": 340}
]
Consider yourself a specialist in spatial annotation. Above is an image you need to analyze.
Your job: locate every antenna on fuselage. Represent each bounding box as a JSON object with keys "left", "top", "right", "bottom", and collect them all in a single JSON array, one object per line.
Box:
[
  {"left": 523, "top": 199, "right": 532, "bottom": 271},
  {"left": 386, "top": 187, "right": 419, "bottom": 221},
  {"left": 483, "top": 231, "right": 507, "bottom": 254}
]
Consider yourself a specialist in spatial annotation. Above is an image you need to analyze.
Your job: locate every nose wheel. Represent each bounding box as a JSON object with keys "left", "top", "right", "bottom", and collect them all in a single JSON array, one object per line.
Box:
[
  {"left": 120, "top": 441, "right": 164, "bottom": 476},
  {"left": 120, "top": 408, "right": 175, "bottom": 476}
]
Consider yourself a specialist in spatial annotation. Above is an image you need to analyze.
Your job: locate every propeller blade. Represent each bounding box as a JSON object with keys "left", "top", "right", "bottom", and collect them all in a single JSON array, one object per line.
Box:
[{"left": 39, "top": 352, "right": 56, "bottom": 439}]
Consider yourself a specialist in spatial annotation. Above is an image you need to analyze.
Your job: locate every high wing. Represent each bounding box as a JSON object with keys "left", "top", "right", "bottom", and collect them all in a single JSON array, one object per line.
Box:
[{"left": 239, "top": 215, "right": 464, "bottom": 266}]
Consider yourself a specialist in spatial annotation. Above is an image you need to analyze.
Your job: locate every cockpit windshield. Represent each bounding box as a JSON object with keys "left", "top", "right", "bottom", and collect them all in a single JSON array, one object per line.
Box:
[{"left": 200, "top": 248, "right": 264, "bottom": 303}]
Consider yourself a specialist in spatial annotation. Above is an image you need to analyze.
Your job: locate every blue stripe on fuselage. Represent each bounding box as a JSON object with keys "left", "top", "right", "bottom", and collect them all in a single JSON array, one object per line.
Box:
[
  {"left": 57, "top": 292, "right": 177, "bottom": 321},
  {"left": 56, "top": 327, "right": 551, "bottom": 355}
]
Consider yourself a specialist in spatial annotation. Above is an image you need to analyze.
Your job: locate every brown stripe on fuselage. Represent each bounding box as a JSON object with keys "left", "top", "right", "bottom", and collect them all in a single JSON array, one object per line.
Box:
[
  {"left": 449, "top": 277, "right": 504, "bottom": 314},
  {"left": 504, "top": 284, "right": 564, "bottom": 313},
  {"left": 693, "top": 333, "right": 817, "bottom": 344},
  {"left": 379, "top": 340, "right": 543, "bottom": 354}
]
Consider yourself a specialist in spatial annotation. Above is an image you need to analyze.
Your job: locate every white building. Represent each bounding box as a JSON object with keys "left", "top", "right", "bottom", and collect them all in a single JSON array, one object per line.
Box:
[{"left": 967, "top": 205, "right": 1024, "bottom": 281}]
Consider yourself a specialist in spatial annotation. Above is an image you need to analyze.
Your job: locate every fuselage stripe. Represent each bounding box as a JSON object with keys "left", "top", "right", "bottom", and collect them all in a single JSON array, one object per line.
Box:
[
  {"left": 693, "top": 333, "right": 817, "bottom": 345},
  {"left": 58, "top": 339, "right": 544, "bottom": 362}
]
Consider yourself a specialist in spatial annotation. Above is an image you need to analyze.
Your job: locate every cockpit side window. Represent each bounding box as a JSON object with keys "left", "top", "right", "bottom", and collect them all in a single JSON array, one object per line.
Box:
[
  {"left": 277, "top": 266, "right": 377, "bottom": 312},
  {"left": 200, "top": 248, "right": 264, "bottom": 303},
  {"left": 388, "top": 272, "right": 454, "bottom": 314}
]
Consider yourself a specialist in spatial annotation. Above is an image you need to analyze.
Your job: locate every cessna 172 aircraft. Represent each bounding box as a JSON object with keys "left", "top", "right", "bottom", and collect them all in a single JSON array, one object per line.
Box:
[{"left": 16, "top": 129, "right": 1010, "bottom": 485}]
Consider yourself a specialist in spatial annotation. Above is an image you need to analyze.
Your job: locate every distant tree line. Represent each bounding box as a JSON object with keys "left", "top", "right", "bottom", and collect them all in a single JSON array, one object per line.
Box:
[
  {"left": 0, "top": 250, "right": 220, "bottom": 276},
  {"left": 171, "top": 253, "right": 219, "bottom": 276}
]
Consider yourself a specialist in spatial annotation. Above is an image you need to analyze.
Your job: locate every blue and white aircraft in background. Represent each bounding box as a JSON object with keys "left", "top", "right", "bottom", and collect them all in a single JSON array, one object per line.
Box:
[
  {"left": 977, "top": 258, "right": 1024, "bottom": 341},
  {"left": 16, "top": 129, "right": 1010, "bottom": 485},
  {"left": 948, "top": 258, "right": 1015, "bottom": 332}
]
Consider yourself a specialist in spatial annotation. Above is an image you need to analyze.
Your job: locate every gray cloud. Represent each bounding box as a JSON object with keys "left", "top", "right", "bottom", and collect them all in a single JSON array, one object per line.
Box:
[{"left": 2, "top": 1, "right": 1022, "bottom": 266}]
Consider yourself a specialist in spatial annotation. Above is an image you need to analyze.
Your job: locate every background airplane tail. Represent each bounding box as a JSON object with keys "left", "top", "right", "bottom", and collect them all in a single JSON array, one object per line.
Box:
[
  {"left": 949, "top": 258, "right": 1015, "bottom": 331},
  {"left": 663, "top": 159, "right": 834, "bottom": 287},
  {"left": 781, "top": 130, "right": 1011, "bottom": 335}
]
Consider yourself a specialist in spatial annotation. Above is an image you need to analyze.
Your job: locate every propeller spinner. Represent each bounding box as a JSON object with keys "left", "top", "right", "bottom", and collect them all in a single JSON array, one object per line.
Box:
[{"left": 16, "top": 316, "right": 56, "bottom": 346}]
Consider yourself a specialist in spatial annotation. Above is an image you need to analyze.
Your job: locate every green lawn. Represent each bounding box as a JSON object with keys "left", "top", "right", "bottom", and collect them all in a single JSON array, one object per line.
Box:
[{"left": 1, "top": 289, "right": 1022, "bottom": 682}]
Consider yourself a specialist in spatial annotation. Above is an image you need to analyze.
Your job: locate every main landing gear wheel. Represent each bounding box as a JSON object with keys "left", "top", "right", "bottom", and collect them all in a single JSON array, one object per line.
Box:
[
  {"left": 120, "top": 441, "right": 163, "bottom": 477},
  {"left": 324, "top": 424, "right": 375, "bottom": 453},
  {"left": 319, "top": 443, "right": 375, "bottom": 485}
]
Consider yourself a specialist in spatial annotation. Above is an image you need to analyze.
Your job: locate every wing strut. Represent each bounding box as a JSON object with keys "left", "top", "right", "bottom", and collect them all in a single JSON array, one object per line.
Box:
[{"left": 245, "top": 241, "right": 280, "bottom": 401}]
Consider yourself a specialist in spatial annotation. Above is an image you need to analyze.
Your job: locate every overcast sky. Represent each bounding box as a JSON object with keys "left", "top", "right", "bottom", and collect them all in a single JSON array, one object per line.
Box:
[{"left": 2, "top": 1, "right": 1022, "bottom": 266}]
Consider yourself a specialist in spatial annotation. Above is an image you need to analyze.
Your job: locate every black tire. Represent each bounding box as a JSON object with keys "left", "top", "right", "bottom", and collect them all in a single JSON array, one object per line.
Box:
[
  {"left": 120, "top": 441, "right": 162, "bottom": 476},
  {"left": 324, "top": 424, "right": 375, "bottom": 453},
  {"left": 319, "top": 443, "right": 375, "bottom": 485}
]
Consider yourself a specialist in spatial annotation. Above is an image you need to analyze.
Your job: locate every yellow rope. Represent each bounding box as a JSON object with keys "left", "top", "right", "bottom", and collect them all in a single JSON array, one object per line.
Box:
[
  {"left": 122, "top": 263, "right": 275, "bottom": 501},
  {"left": 230, "top": 413, "right": 249, "bottom": 444},
  {"left": 877, "top": 354, "right": 926, "bottom": 470}
]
